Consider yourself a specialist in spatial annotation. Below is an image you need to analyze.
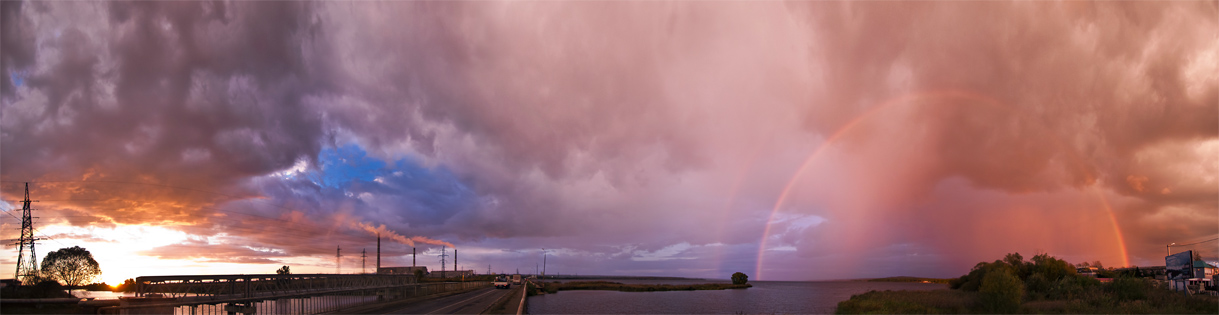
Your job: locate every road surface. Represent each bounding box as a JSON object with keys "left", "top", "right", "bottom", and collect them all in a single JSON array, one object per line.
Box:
[{"left": 378, "top": 286, "right": 513, "bottom": 314}]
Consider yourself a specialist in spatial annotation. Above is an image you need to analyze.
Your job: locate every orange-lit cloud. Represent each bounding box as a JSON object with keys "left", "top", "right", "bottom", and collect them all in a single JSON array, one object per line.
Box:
[
  {"left": 1127, "top": 175, "right": 1149, "bottom": 193},
  {"left": 1, "top": 1, "right": 1215, "bottom": 282}
]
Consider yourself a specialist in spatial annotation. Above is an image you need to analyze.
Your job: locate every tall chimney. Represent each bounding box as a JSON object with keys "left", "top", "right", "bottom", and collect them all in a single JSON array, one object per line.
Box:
[
  {"left": 376, "top": 233, "right": 381, "bottom": 273},
  {"left": 454, "top": 249, "right": 458, "bottom": 274},
  {"left": 412, "top": 247, "right": 416, "bottom": 267}
]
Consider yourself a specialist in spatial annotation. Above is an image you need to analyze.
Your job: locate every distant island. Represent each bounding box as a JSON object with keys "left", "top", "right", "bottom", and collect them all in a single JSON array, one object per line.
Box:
[
  {"left": 535, "top": 275, "right": 702, "bottom": 281},
  {"left": 532, "top": 281, "right": 751, "bottom": 294},
  {"left": 866, "top": 276, "right": 952, "bottom": 284}
]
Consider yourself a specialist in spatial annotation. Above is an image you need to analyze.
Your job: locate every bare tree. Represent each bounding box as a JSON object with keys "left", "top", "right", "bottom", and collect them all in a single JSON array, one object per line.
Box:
[{"left": 41, "top": 246, "right": 101, "bottom": 287}]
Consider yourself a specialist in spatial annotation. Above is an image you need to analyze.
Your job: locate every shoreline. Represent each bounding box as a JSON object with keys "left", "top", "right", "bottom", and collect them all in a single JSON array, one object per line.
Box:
[{"left": 533, "top": 281, "right": 752, "bottom": 294}]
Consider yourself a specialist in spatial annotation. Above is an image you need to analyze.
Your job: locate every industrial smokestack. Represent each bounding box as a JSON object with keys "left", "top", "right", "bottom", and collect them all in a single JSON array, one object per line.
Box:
[
  {"left": 377, "top": 233, "right": 381, "bottom": 273},
  {"left": 454, "top": 249, "right": 457, "bottom": 274},
  {"left": 413, "top": 247, "right": 416, "bottom": 267}
]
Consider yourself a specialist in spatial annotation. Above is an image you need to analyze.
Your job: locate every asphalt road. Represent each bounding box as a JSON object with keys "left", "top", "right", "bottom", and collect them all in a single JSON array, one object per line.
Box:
[{"left": 378, "top": 286, "right": 514, "bottom": 314}]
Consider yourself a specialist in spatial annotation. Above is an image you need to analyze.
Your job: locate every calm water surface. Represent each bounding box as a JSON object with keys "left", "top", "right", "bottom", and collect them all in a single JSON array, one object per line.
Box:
[
  {"left": 526, "top": 280, "right": 946, "bottom": 314},
  {"left": 71, "top": 290, "right": 135, "bottom": 299}
]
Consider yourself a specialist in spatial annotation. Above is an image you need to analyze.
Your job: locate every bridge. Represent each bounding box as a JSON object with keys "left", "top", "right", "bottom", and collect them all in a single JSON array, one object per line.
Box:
[{"left": 95, "top": 274, "right": 489, "bottom": 314}]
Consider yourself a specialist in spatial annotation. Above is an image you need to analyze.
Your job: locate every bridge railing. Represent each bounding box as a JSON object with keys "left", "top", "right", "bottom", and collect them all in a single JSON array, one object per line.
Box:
[{"left": 136, "top": 274, "right": 417, "bottom": 299}]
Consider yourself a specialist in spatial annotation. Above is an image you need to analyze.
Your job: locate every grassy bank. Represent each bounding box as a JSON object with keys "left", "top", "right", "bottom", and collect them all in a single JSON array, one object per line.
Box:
[
  {"left": 838, "top": 252, "right": 1219, "bottom": 314},
  {"left": 837, "top": 289, "right": 974, "bottom": 313},
  {"left": 536, "top": 281, "right": 751, "bottom": 293},
  {"left": 837, "top": 287, "right": 1219, "bottom": 314}
]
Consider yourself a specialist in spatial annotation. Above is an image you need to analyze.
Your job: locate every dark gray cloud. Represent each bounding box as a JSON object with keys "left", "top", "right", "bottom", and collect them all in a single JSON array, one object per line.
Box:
[
  {"left": 2, "top": 1, "right": 1215, "bottom": 280},
  {"left": 2, "top": 1, "right": 326, "bottom": 188},
  {"left": 1, "top": 0, "right": 36, "bottom": 99}
]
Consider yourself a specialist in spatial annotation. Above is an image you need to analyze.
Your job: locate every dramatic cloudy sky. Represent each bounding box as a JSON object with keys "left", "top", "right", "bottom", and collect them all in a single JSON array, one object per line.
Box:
[{"left": 2, "top": 1, "right": 1216, "bottom": 284}]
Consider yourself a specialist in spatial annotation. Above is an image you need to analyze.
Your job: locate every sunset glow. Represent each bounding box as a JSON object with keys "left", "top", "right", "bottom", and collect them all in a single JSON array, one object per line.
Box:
[{"left": 2, "top": 1, "right": 1216, "bottom": 284}]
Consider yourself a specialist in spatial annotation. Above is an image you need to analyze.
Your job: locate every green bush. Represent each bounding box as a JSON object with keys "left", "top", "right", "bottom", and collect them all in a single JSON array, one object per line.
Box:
[
  {"left": 836, "top": 289, "right": 974, "bottom": 314},
  {"left": 731, "top": 272, "right": 749, "bottom": 285},
  {"left": 1024, "top": 273, "right": 1050, "bottom": 301},
  {"left": 952, "top": 252, "right": 1077, "bottom": 295},
  {"left": 1106, "top": 277, "right": 1152, "bottom": 301},
  {"left": 1027, "top": 253, "right": 1075, "bottom": 282},
  {"left": 526, "top": 282, "right": 540, "bottom": 296},
  {"left": 948, "top": 276, "right": 966, "bottom": 290},
  {"left": 1046, "top": 274, "right": 1100, "bottom": 300},
  {"left": 844, "top": 252, "right": 1219, "bottom": 314},
  {"left": 952, "top": 262, "right": 998, "bottom": 292},
  {"left": 979, "top": 269, "right": 1023, "bottom": 313}
]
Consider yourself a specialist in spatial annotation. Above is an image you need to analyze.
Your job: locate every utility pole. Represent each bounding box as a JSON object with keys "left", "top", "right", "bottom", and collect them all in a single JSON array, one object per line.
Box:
[
  {"left": 362, "top": 248, "right": 367, "bottom": 274},
  {"left": 488, "top": 265, "right": 492, "bottom": 275},
  {"left": 13, "top": 183, "right": 41, "bottom": 284},
  {"left": 336, "top": 246, "right": 342, "bottom": 274},
  {"left": 438, "top": 247, "right": 449, "bottom": 279}
]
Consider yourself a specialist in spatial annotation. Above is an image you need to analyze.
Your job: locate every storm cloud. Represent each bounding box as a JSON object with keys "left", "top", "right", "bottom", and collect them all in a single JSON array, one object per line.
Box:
[{"left": 2, "top": 1, "right": 1216, "bottom": 282}]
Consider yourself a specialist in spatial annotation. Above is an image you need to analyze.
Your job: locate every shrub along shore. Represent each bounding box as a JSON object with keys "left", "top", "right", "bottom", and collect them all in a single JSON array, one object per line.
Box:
[
  {"left": 866, "top": 276, "right": 952, "bottom": 284},
  {"left": 837, "top": 252, "right": 1219, "bottom": 314}
]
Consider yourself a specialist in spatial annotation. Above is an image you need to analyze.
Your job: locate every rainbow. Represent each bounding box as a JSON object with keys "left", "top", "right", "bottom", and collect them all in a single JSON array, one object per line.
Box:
[{"left": 754, "top": 90, "right": 1129, "bottom": 280}]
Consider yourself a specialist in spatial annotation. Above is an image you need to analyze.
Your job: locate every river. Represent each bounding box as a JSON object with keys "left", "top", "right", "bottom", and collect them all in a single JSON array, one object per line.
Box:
[
  {"left": 70, "top": 290, "right": 135, "bottom": 299},
  {"left": 526, "top": 279, "right": 947, "bottom": 314}
]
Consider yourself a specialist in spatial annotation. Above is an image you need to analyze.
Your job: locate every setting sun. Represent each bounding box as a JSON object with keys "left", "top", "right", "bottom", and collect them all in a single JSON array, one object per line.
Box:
[{"left": 1, "top": 1, "right": 1216, "bottom": 314}]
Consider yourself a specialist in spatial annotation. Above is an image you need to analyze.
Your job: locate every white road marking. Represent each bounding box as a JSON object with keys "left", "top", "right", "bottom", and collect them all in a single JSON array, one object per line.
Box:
[{"left": 425, "top": 288, "right": 501, "bottom": 315}]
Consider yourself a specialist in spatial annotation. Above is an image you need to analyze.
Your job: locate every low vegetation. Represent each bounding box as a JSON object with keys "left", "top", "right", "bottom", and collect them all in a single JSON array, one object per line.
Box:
[
  {"left": 836, "top": 289, "right": 975, "bottom": 313},
  {"left": 0, "top": 278, "right": 73, "bottom": 299},
  {"left": 112, "top": 278, "right": 137, "bottom": 292},
  {"left": 867, "top": 276, "right": 952, "bottom": 284},
  {"left": 837, "top": 252, "right": 1219, "bottom": 314}
]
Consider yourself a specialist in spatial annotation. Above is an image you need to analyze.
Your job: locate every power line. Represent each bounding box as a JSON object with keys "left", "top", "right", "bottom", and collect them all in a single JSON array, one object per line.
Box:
[
  {"left": 0, "top": 186, "right": 67, "bottom": 249},
  {"left": 1170, "top": 237, "right": 1219, "bottom": 247},
  {"left": 13, "top": 183, "right": 42, "bottom": 283},
  {"left": 0, "top": 180, "right": 246, "bottom": 202},
  {"left": 0, "top": 180, "right": 444, "bottom": 268},
  {"left": 6, "top": 201, "right": 363, "bottom": 249},
  {"left": 2, "top": 181, "right": 376, "bottom": 242}
]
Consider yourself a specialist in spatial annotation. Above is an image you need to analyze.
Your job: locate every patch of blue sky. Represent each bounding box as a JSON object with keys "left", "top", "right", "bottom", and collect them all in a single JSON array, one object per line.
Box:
[
  {"left": 309, "top": 144, "right": 386, "bottom": 189},
  {"left": 306, "top": 144, "right": 480, "bottom": 222},
  {"left": 382, "top": 158, "right": 477, "bottom": 208},
  {"left": 10, "top": 70, "right": 26, "bottom": 87}
]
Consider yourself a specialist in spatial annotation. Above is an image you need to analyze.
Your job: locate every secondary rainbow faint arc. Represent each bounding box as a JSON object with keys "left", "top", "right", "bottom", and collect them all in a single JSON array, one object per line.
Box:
[{"left": 754, "top": 89, "right": 1129, "bottom": 280}]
